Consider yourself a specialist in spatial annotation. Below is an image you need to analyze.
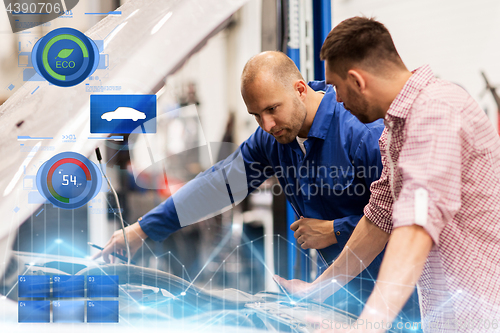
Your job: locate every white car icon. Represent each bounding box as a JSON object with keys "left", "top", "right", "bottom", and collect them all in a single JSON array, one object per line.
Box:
[{"left": 101, "top": 107, "right": 147, "bottom": 122}]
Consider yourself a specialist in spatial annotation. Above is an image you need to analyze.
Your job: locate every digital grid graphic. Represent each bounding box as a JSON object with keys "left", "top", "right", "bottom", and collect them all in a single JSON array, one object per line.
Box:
[{"left": 17, "top": 274, "right": 119, "bottom": 323}]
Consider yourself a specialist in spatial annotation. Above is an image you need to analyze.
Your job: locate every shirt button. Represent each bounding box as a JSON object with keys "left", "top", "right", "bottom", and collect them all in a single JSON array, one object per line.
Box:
[{"left": 336, "top": 231, "right": 341, "bottom": 236}]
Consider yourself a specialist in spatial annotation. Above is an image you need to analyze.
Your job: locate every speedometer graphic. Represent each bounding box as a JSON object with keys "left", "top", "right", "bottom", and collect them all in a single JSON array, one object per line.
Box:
[{"left": 36, "top": 152, "right": 102, "bottom": 209}]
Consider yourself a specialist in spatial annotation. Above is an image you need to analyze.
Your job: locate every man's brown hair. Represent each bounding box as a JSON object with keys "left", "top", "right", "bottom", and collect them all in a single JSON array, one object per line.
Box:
[{"left": 320, "top": 17, "right": 405, "bottom": 78}]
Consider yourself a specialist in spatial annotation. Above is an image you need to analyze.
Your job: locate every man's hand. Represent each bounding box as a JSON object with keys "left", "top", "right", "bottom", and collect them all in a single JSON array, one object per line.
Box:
[
  {"left": 279, "top": 216, "right": 389, "bottom": 306},
  {"left": 273, "top": 275, "right": 322, "bottom": 301},
  {"left": 91, "top": 222, "right": 147, "bottom": 263},
  {"left": 302, "top": 225, "right": 433, "bottom": 333},
  {"left": 290, "top": 217, "right": 337, "bottom": 249},
  {"left": 274, "top": 274, "right": 340, "bottom": 303}
]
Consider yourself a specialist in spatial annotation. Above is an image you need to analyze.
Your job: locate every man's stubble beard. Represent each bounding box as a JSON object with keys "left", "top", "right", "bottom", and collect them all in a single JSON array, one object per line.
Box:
[{"left": 277, "top": 97, "right": 308, "bottom": 144}]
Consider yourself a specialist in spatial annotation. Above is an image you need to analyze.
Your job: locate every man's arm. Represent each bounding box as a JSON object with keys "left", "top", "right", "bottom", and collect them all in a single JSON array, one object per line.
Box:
[
  {"left": 356, "top": 225, "right": 433, "bottom": 332},
  {"left": 354, "top": 101, "right": 460, "bottom": 331},
  {"left": 275, "top": 215, "right": 389, "bottom": 301},
  {"left": 93, "top": 127, "right": 276, "bottom": 263}
]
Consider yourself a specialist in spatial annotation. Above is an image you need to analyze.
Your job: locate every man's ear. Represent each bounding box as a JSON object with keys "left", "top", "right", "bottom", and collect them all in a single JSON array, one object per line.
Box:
[
  {"left": 347, "top": 69, "right": 366, "bottom": 93},
  {"left": 294, "top": 80, "right": 308, "bottom": 101}
]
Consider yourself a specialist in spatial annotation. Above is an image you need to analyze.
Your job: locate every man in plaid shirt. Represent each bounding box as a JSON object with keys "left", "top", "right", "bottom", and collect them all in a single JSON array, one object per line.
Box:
[{"left": 276, "top": 17, "right": 500, "bottom": 333}]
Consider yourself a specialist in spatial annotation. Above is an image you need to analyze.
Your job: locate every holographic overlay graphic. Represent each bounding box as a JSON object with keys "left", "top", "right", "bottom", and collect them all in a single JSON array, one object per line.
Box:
[
  {"left": 36, "top": 152, "right": 102, "bottom": 209},
  {"left": 31, "top": 27, "right": 99, "bottom": 87}
]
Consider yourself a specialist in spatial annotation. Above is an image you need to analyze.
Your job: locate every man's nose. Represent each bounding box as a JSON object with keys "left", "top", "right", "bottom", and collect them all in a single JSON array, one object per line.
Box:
[
  {"left": 336, "top": 92, "right": 343, "bottom": 103},
  {"left": 261, "top": 114, "right": 276, "bottom": 133}
]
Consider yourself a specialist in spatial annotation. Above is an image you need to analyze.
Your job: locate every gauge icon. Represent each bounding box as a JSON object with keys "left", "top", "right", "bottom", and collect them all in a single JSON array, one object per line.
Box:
[
  {"left": 31, "top": 27, "right": 99, "bottom": 87},
  {"left": 36, "top": 152, "right": 102, "bottom": 209}
]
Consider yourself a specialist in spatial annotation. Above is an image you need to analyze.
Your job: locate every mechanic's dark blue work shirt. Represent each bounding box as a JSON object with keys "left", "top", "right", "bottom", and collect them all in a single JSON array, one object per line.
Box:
[{"left": 139, "top": 81, "right": 386, "bottom": 314}]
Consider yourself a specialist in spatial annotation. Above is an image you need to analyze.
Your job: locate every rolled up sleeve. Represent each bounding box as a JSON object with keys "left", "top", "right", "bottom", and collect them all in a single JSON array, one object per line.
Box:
[
  {"left": 392, "top": 100, "right": 461, "bottom": 245},
  {"left": 333, "top": 214, "right": 363, "bottom": 249}
]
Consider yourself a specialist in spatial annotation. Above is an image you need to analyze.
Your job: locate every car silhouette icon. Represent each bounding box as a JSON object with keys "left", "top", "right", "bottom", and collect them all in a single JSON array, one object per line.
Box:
[{"left": 101, "top": 107, "right": 147, "bottom": 122}]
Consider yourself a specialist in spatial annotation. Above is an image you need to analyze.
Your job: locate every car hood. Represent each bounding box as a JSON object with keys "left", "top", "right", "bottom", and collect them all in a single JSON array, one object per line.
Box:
[{"left": 3, "top": 251, "right": 357, "bottom": 332}]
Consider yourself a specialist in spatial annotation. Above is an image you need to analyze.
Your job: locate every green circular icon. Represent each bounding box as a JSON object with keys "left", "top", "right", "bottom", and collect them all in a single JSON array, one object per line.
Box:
[{"left": 32, "top": 28, "right": 99, "bottom": 87}]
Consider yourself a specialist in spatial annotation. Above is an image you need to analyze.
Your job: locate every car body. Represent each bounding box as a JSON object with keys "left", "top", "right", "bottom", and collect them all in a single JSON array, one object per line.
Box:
[{"left": 101, "top": 107, "right": 147, "bottom": 122}]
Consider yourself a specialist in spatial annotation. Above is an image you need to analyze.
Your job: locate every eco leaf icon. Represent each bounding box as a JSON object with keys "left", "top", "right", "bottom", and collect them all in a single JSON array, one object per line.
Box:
[{"left": 56, "top": 49, "right": 74, "bottom": 59}]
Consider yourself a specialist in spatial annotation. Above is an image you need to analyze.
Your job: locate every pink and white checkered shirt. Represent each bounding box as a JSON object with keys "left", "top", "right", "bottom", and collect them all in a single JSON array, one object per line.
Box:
[{"left": 364, "top": 65, "right": 500, "bottom": 333}]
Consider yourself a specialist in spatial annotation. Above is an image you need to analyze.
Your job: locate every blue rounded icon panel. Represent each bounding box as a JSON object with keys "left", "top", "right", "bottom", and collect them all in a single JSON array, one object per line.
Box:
[
  {"left": 51, "top": 163, "right": 88, "bottom": 199},
  {"left": 32, "top": 28, "right": 99, "bottom": 87},
  {"left": 36, "top": 152, "right": 102, "bottom": 210}
]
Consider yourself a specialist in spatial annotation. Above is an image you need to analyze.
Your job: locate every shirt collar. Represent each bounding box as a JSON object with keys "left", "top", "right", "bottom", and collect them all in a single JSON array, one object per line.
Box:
[
  {"left": 386, "top": 65, "right": 435, "bottom": 120},
  {"left": 306, "top": 80, "right": 335, "bottom": 140}
]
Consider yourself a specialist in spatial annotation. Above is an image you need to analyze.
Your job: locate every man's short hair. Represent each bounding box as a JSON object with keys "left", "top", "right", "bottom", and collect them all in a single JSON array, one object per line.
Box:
[
  {"left": 241, "top": 51, "right": 304, "bottom": 93},
  {"left": 320, "top": 17, "right": 404, "bottom": 78}
]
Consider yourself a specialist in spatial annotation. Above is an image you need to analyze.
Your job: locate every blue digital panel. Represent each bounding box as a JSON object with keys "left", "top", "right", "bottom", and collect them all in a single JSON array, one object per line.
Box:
[
  {"left": 87, "top": 301, "right": 119, "bottom": 323},
  {"left": 28, "top": 191, "right": 47, "bottom": 204},
  {"left": 53, "top": 275, "right": 85, "bottom": 298},
  {"left": 31, "top": 28, "right": 99, "bottom": 87},
  {"left": 18, "top": 301, "right": 50, "bottom": 323},
  {"left": 35, "top": 151, "right": 102, "bottom": 210},
  {"left": 18, "top": 275, "right": 50, "bottom": 298},
  {"left": 97, "top": 54, "right": 109, "bottom": 69},
  {"left": 53, "top": 301, "right": 85, "bottom": 323},
  {"left": 90, "top": 94, "right": 157, "bottom": 134},
  {"left": 87, "top": 275, "right": 119, "bottom": 297},
  {"left": 93, "top": 40, "right": 104, "bottom": 53},
  {"left": 23, "top": 68, "right": 45, "bottom": 82}
]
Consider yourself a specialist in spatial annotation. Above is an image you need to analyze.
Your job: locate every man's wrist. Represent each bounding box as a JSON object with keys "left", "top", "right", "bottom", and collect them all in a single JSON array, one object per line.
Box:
[
  {"left": 133, "top": 219, "right": 148, "bottom": 241},
  {"left": 330, "top": 219, "right": 338, "bottom": 244},
  {"left": 311, "top": 271, "right": 340, "bottom": 300}
]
